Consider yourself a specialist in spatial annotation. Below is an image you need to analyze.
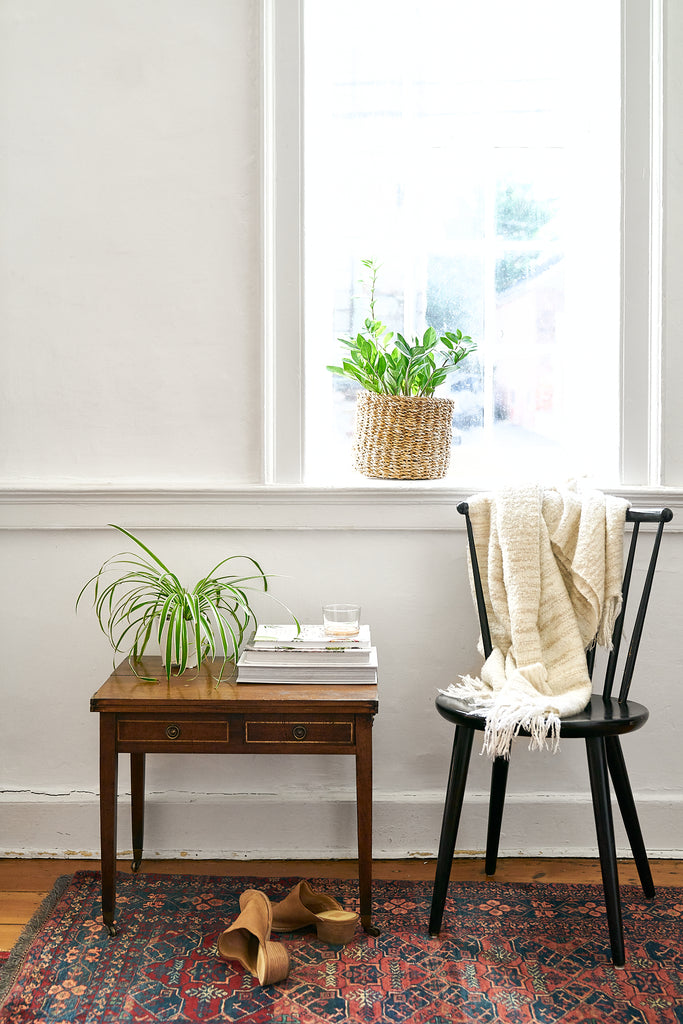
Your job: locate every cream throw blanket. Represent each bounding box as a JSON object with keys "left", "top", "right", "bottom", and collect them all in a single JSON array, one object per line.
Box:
[{"left": 441, "top": 487, "right": 629, "bottom": 759}]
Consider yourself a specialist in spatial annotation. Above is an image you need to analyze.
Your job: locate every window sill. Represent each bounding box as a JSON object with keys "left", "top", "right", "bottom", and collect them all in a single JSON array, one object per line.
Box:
[{"left": 1, "top": 482, "right": 681, "bottom": 531}]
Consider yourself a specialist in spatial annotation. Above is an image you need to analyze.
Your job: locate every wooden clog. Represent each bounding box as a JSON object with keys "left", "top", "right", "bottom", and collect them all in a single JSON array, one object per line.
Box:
[
  {"left": 217, "top": 889, "right": 290, "bottom": 985},
  {"left": 271, "top": 880, "right": 359, "bottom": 945}
]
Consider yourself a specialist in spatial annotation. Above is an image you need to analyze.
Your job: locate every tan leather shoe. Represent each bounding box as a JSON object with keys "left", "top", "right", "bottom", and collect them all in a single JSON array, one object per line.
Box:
[
  {"left": 270, "top": 880, "right": 359, "bottom": 944},
  {"left": 217, "top": 889, "right": 290, "bottom": 986}
]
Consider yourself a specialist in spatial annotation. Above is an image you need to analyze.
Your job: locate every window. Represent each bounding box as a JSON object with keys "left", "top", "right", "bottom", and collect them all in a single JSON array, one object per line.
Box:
[
  {"left": 266, "top": 1, "right": 666, "bottom": 491},
  {"left": 303, "top": 0, "right": 621, "bottom": 486}
]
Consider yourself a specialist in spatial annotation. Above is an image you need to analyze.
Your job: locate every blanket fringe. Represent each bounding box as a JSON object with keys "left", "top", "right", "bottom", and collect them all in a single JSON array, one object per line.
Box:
[
  {"left": 439, "top": 675, "right": 492, "bottom": 706},
  {"left": 482, "top": 705, "right": 561, "bottom": 760},
  {"left": 439, "top": 679, "right": 562, "bottom": 759}
]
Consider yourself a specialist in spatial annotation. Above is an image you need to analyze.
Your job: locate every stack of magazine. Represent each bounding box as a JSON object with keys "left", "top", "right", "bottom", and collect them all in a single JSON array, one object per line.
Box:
[{"left": 236, "top": 624, "right": 378, "bottom": 685}]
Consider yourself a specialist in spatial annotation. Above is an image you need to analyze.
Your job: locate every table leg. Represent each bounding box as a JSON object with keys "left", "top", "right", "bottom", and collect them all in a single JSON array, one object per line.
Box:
[
  {"left": 99, "top": 713, "right": 118, "bottom": 936},
  {"left": 130, "top": 753, "right": 146, "bottom": 872},
  {"left": 355, "top": 715, "right": 379, "bottom": 935}
]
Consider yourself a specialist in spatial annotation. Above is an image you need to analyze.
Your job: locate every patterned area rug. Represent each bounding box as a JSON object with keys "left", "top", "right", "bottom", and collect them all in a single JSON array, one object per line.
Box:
[{"left": 1, "top": 871, "right": 682, "bottom": 1023}]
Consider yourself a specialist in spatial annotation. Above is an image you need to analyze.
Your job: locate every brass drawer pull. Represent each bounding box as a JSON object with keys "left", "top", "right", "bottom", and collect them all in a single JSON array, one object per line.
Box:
[
  {"left": 165, "top": 724, "right": 181, "bottom": 740},
  {"left": 244, "top": 719, "right": 354, "bottom": 744}
]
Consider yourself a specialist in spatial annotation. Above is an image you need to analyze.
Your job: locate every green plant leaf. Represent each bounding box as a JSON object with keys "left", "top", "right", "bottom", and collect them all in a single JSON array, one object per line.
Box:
[
  {"left": 76, "top": 526, "right": 298, "bottom": 684},
  {"left": 326, "top": 260, "right": 475, "bottom": 397},
  {"left": 395, "top": 334, "right": 412, "bottom": 358},
  {"left": 107, "top": 525, "right": 177, "bottom": 580}
]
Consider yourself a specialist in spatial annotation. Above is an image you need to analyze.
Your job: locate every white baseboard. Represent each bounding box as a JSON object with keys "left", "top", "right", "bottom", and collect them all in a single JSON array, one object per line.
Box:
[{"left": 2, "top": 789, "right": 682, "bottom": 860}]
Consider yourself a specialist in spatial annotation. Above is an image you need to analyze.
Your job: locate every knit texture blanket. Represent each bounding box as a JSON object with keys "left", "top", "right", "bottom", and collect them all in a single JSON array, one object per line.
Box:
[{"left": 441, "top": 487, "right": 629, "bottom": 758}]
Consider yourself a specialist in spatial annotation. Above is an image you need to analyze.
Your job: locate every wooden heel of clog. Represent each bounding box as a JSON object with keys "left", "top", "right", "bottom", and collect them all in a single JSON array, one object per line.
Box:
[
  {"left": 256, "top": 940, "right": 290, "bottom": 985},
  {"left": 315, "top": 909, "right": 359, "bottom": 945}
]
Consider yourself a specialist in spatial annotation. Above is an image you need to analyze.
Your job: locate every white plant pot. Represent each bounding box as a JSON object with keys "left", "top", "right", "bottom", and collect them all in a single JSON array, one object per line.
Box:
[{"left": 158, "top": 619, "right": 199, "bottom": 669}]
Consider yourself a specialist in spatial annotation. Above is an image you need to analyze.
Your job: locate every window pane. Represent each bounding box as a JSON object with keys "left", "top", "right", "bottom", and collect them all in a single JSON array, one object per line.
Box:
[{"left": 304, "top": 0, "right": 621, "bottom": 486}]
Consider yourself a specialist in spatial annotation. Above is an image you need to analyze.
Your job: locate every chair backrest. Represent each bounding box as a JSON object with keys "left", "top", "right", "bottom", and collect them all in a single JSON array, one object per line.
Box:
[{"left": 457, "top": 501, "right": 673, "bottom": 703}]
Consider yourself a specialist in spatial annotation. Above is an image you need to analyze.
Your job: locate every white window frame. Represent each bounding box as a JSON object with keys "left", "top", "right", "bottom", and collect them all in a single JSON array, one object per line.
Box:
[
  {"left": 261, "top": 0, "right": 305, "bottom": 486},
  {"left": 264, "top": 0, "right": 669, "bottom": 492},
  {"left": 620, "top": 0, "right": 663, "bottom": 487}
]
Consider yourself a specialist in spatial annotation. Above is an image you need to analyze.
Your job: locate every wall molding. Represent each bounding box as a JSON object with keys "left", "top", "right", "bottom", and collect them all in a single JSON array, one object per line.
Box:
[
  {"left": 3, "top": 788, "right": 682, "bottom": 860},
  {"left": 0, "top": 485, "right": 681, "bottom": 531}
]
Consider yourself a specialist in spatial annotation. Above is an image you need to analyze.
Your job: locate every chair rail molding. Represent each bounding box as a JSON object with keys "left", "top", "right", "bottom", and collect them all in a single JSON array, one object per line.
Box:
[{"left": 0, "top": 484, "right": 681, "bottom": 531}]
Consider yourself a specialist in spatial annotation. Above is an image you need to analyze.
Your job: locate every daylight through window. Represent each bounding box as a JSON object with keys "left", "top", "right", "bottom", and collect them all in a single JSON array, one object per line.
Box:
[{"left": 304, "top": 0, "right": 621, "bottom": 486}]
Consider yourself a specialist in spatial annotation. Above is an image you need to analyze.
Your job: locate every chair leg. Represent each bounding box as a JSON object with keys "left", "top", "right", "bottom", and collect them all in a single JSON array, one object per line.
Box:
[
  {"left": 429, "top": 726, "right": 475, "bottom": 937},
  {"left": 585, "top": 736, "right": 625, "bottom": 967},
  {"left": 605, "top": 735, "right": 655, "bottom": 899},
  {"left": 485, "top": 756, "right": 509, "bottom": 875}
]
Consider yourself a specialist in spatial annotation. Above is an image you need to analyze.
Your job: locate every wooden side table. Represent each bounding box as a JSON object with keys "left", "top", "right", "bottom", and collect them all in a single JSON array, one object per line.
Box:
[{"left": 90, "top": 658, "right": 379, "bottom": 936}]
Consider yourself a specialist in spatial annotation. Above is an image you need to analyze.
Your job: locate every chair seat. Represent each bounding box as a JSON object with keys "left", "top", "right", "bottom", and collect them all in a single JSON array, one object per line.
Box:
[{"left": 436, "top": 691, "right": 649, "bottom": 739}]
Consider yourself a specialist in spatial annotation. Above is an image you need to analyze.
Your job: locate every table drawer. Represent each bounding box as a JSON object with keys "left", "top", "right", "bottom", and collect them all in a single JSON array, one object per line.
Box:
[
  {"left": 117, "top": 717, "right": 230, "bottom": 745},
  {"left": 244, "top": 717, "right": 354, "bottom": 746}
]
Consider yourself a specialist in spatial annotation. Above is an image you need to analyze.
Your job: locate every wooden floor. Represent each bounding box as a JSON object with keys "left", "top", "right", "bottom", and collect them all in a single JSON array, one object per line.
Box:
[{"left": 2, "top": 856, "right": 682, "bottom": 952}]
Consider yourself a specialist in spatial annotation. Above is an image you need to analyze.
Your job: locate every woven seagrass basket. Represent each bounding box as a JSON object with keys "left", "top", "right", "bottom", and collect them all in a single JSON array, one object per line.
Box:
[{"left": 352, "top": 392, "right": 455, "bottom": 479}]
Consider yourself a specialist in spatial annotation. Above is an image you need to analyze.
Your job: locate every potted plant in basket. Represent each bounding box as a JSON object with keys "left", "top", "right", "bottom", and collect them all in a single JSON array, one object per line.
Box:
[
  {"left": 77, "top": 525, "right": 299, "bottom": 683},
  {"left": 327, "top": 259, "right": 477, "bottom": 479}
]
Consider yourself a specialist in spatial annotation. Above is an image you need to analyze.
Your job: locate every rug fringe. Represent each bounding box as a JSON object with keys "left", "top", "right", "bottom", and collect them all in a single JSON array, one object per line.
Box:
[{"left": 0, "top": 874, "right": 72, "bottom": 1005}]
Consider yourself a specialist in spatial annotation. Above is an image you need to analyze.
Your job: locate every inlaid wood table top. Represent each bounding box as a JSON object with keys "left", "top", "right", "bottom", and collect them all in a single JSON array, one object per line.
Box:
[{"left": 91, "top": 657, "right": 380, "bottom": 713}]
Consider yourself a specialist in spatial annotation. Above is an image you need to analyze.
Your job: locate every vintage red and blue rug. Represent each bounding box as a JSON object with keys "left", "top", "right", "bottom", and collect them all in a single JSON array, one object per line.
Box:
[{"left": 1, "top": 871, "right": 682, "bottom": 1023}]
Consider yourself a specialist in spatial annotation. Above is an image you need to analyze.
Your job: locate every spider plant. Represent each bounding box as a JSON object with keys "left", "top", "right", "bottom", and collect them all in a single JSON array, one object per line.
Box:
[{"left": 77, "top": 525, "right": 299, "bottom": 683}]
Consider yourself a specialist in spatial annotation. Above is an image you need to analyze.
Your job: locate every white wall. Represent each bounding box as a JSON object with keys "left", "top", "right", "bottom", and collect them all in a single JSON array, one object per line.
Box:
[
  {"left": 1, "top": 0, "right": 682, "bottom": 861},
  {"left": 0, "top": 0, "right": 262, "bottom": 485},
  {"left": 2, "top": 516, "right": 682, "bottom": 861}
]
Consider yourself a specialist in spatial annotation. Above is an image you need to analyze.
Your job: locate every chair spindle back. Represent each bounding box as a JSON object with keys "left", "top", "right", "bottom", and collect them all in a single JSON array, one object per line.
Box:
[{"left": 456, "top": 501, "right": 672, "bottom": 705}]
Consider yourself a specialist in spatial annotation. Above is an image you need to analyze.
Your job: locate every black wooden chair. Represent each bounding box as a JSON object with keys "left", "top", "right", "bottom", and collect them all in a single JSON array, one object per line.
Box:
[{"left": 429, "top": 503, "right": 673, "bottom": 966}]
